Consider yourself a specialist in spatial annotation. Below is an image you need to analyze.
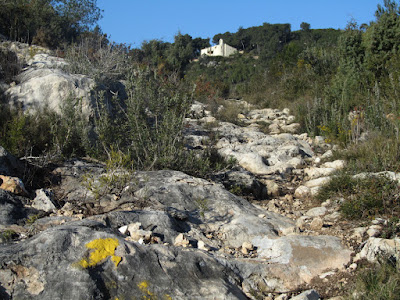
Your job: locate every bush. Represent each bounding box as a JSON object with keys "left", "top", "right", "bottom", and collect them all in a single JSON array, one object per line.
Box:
[
  {"left": 337, "top": 133, "right": 400, "bottom": 173},
  {"left": 63, "top": 35, "right": 130, "bottom": 86},
  {"left": 0, "top": 103, "right": 59, "bottom": 157},
  {"left": 124, "top": 67, "right": 192, "bottom": 170},
  {"left": 317, "top": 174, "right": 400, "bottom": 219},
  {"left": 349, "top": 258, "right": 400, "bottom": 300}
]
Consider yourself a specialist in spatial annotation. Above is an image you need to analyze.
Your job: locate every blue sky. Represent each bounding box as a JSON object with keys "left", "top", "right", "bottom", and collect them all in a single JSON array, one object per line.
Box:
[{"left": 97, "top": 0, "right": 383, "bottom": 48}]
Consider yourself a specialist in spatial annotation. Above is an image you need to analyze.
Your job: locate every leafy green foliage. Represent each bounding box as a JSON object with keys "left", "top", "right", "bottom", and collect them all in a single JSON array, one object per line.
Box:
[{"left": 0, "top": 0, "right": 102, "bottom": 48}]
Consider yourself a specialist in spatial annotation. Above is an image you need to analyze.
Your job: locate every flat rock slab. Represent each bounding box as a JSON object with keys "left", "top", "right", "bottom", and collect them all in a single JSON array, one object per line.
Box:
[
  {"left": 239, "top": 235, "right": 352, "bottom": 292},
  {"left": 134, "top": 170, "right": 295, "bottom": 247},
  {"left": 0, "top": 223, "right": 247, "bottom": 300}
]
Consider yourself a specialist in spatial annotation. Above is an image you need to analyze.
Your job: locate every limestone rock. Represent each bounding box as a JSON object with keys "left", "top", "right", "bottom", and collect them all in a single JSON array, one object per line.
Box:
[
  {"left": 351, "top": 227, "right": 367, "bottom": 243},
  {"left": 321, "top": 160, "right": 346, "bottom": 170},
  {"left": 241, "top": 241, "right": 254, "bottom": 255},
  {"left": 174, "top": 233, "right": 190, "bottom": 247},
  {"left": 0, "top": 175, "right": 28, "bottom": 196},
  {"left": 290, "top": 289, "right": 320, "bottom": 300},
  {"left": 0, "top": 224, "right": 247, "bottom": 299},
  {"left": 6, "top": 68, "right": 95, "bottom": 113},
  {"left": 239, "top": 235, "right": 352, "bottom": 292},
  {"left": 356, "top": 237, "right": 400, "bottom": 262},
  {"left": 310, "top": 217, "right": 324, "bottom": 231},
  {"left": 294, "top": 185, "right": 311, "bottom": 199},
  {"left": 32, "top": 189, "right": 56, "bottom": 212},
  {"left": 304, "top": 167, "right": 335, "bottom": 180},
  {"left": 126, "top": 222, "right": 152, "bottom": 244},
  {"left": 306, "top": 207, "right": 327, "bottom": 217},
  {"left": 0, "top": 146, "right": 24, "bottom": 177},
  {"left": 197, "top": 240, "right": 211, "bottom": 251},
  {"left": 366, "top": 225, "right": 382, "bottom": 238},
  {"left": 0, "top": 189, "right": 40, "bottom": 226},
  {"left": 281, "top": 123, "right": 300, "bottom": 134},
  {"left": 304, "top": 177, "right": 330, "bottom": 189}
]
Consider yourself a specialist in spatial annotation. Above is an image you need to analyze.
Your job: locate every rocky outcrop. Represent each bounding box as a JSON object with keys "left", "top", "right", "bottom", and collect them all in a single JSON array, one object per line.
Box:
[
  {"left": 0, "top": 153, "right": 353, "bottom": 299},
  {"left": 0, "top": 222, "right": 247, "bottom": 300},
  {"left": 0, "top": 146, "right": 24, "bottom": 177},
  {"left": 6, "top": 67, "right": 95, "bottom": 113},
  {"left": 0, "top": 44, "right": 381, "bottom": 298}
]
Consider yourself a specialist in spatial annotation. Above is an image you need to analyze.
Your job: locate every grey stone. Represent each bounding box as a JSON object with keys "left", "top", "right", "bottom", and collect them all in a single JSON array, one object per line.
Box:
[
  {"left": 290, "top": 289, "right": 320, "bottom": 300},
  {"left": 0, "top": 146, "right": 24, "bottom": 177},
  {"left": 0, "top": 224, "right": 247, "bottom": 300},
  {"left": 31, "top": 189, "right": 56, "bottom": 212},
  {"left": 0, "top": 189, "right": 40, "bottom": 226},
  {"left": 6, "top": 68, "right": 95, "bottom": 113}
]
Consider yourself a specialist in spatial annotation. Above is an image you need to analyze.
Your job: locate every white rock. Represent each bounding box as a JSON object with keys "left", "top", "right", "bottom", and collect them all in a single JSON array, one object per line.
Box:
[
  {"left": 310, "top": 217, "right": 324, "bottom": 231},
  {"left": 372, "top": 218, "right": 386, "bottom": 225},
  {"left": 174, "top": 233, "right": 190, "bottom": 247},
  {"left": 242, "top": 241, "right": 254, "bottom": 251},
  {"left": 263, "top": 180, "right": 280, "bottom": 196},
  {"left": 290, "top": 289, "right": 320, "bottom": 300},
  {"left": 321, "top": 150, "right": 333, "bottom": 159},
  {"left": 31, "top": 189, "right": 56, "bottom": 212},
  {"left": 351, "top": 227, "right": 367, "bottom": 243},
  {"left": 304, "top": 167, "right": 336, "bottom": 180},
  {"left": 281, "top": 123, "right": 300, "bottom": 134},
  {"left": 201, "top": 116, "right": 217, "bottom": 123},
  {"left": 321, "top": 160, "right": 346, "bottom": 170},
  {"left": 306, "top": 207, "right": 327, "bottom": 217},
  {"left": 197, "top": 240, "right": 211, "bottom": 251},
  {"left": 294, "top": 186, "right": 311, "bottom": 199},
  {"left": 127, "top": 223, "right": 152, "bottom": 243},
  {"left": 296, "top": 216, "right": 310, "bottom": 231},
  {"left": 356, "top": 237, "right": 400, "bottom": 262},
  {"left": 348, "top": 263, "right": 357, "bottom": 271},
  {"left": 321, "top": 199, "right": 331, "bottom": 207},
  {"left": 118, "top": 225, "right": 128, "bottom": 235},
  {"left": 324, "top": 212, "right": 341, "bottom": 222},
  {"left": 314, "top": 136, "right": 325, "bottom": 144},
  {"left": 6, "top": 68, "right": 95, "bottom": 114},
  {"left": 310, "top": 186, "right": 322, "bottom": 196},
  {"left": 367, "top": 225, "right": 382, "bottom": 237},
  {"left": 304, "top": 177, "right": 330, "bottom": 188}
]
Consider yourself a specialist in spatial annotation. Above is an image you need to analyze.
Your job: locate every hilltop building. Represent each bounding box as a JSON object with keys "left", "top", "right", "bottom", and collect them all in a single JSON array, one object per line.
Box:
[{"left": 200, "top": 39, "right": 237, "bottom": 57}]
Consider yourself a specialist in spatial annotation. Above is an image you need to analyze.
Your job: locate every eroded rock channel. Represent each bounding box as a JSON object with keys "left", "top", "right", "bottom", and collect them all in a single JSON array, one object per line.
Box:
[{"left": 0, "top": 44, "right": 397, "bottom": 300}]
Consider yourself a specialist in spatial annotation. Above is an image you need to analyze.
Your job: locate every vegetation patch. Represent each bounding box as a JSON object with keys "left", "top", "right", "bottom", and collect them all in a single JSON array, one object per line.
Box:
[
  {"left": 317, "top": 174, "right": 400, "bottom": 220},
  {"left": 348, "top": 258, "right": 400, "bottom": 300}
]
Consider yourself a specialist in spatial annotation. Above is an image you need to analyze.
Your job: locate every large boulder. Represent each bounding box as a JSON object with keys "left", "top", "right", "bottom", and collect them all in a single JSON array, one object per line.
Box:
[
  {"left": 34, "top": 162, "right": 352, "bottom": 296},
  {"left": 0, "top": 190, "right": 40, "bottom": 226},
  {"left": 214, "top": 122, "right": 312, "bottom": 177},
  {"left": 0, "top": 222, "right": 247, "bottom": 300},
  {"left": 0, "top": 146, "right": 24, "bottom": 177},
  {"left": 6, "top": 68, "right": 95, "bottom": 113}
]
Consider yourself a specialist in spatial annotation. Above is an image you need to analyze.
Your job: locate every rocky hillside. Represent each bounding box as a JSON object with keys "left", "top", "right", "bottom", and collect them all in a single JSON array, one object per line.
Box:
[{"left": 0, "top": 42, "right": 399, "bottom": 300}]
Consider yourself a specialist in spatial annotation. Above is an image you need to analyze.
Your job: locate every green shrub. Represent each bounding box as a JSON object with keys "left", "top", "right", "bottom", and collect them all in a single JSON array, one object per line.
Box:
[
  {"left": 0, "top": 103, "right": 59, "bottom": 157},
  {"left": 317, "top": 174, "right": 400, "bottom": 219},
  {"left": 81, "top": 149, "right": 133, "bottom": 199},
  {"left": 338, "top": 133, "right": 400, "bottom": 173},
  {"left": 124, "top": 67, "right": 192, "bottom": 170},
  {"left": 349, "top": 258, "right": 400, "bottom": 300}
]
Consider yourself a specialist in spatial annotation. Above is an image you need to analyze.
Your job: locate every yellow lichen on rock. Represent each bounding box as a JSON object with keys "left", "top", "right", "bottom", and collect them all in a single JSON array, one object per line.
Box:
[{"left": 78, "top": 238, "right": 122, "bottom": 268}]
